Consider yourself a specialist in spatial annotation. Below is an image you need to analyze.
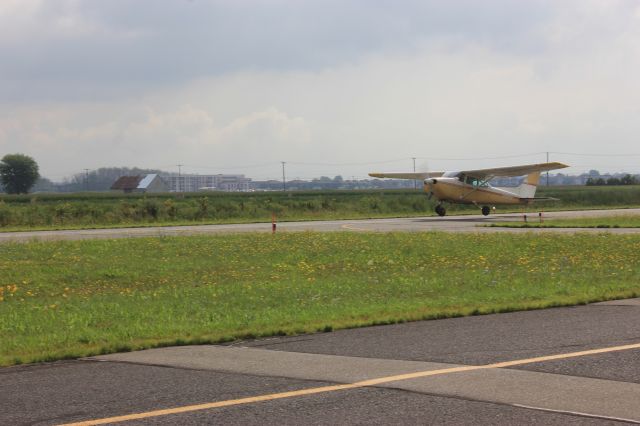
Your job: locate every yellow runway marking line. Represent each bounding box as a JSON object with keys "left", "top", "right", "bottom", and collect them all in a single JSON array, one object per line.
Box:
[{"left": 61, "top": 342, "right": 640, "bottom": 426}]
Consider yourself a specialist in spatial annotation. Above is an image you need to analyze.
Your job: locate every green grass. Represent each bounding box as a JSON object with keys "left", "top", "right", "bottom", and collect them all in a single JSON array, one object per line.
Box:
[
  {"left": 0, "top": 186, "right": 639, "bottom": 232},
  {"left": 0, "top": 190, "right": 453, "bottom": 231},
  {"left": 2, "top": 232, "right": 640, "bottom": 366},
  {"left": 489, "top": 214, "right": 640, "bottom": 228}
]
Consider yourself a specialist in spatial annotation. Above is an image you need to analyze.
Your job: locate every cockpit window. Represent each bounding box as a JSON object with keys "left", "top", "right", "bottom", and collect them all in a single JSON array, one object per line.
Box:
[{"left": 459, "top": 174, "right": 488, "bottom": 187}]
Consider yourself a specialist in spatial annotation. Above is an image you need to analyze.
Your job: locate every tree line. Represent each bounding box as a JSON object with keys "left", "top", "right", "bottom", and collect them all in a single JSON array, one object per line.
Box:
[
  {"left": 2, "top": 152, "right": 639, "bottom": 194},
  {"left": 585, "top": 174, "right": 638, "bottom": 186}
]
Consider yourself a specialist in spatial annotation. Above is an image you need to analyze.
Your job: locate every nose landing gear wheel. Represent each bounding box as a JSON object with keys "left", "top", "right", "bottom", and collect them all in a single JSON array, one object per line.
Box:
[
  {"left": 435, "top": 205, "right": 446, "bottom": 217},
  {"left": 481, "top": 206, "right": 491, "bottom": 216}
]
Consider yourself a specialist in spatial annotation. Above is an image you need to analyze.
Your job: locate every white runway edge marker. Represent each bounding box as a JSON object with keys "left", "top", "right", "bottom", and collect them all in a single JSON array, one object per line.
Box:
[{"left": 61, "top": 342, "right": 640, "bottom": 426}]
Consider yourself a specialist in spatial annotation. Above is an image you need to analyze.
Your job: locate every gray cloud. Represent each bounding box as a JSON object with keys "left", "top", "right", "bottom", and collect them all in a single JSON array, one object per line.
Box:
[
  {"left": 2, "top": 0, "right": 640, "bottom": 179},
  {"left": 1, "top": 0, "right": 555, "bottom": 102}
]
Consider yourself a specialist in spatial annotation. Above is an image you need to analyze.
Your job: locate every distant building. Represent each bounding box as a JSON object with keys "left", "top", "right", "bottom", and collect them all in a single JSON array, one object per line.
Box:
[
  {"left": 110, "top": 174, "right": 169, "bottom": 193},
  {"left": 163, "top": 174, "right": 251, "bottom": 192}
]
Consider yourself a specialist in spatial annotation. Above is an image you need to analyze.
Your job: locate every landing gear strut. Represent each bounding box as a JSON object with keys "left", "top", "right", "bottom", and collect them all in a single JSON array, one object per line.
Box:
[
  {"left": 435, "top": 204, "right": 446, "bottom": 217},
  {"left": 481, "top": 206, "right": 491, "bottom": 216}
]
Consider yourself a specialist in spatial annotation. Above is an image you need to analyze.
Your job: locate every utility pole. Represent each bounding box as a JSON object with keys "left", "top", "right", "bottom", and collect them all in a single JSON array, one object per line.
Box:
[
  {"left": 84, "top": 169, "right": 89, "bottom": 191},
  {"left": 546, "top": 152, "right": 549, "bottom": 186},
  {"left": 281, "top": 162, "right": 286, "bottom": 192},
  {"left": 412, "top": 157, "right": 417, "bottom": 190},
  {"left": 177, "top": 164, "right": 184, "bottom": 192}
]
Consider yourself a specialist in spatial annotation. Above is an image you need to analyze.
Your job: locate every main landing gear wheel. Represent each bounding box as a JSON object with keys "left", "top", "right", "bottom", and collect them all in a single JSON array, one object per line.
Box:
[
  {"left": 481, "top": 206, "right": 491, "bottom": 216},
  {"left": 435, "top": 205, "right": 446, "bottom": 217}
]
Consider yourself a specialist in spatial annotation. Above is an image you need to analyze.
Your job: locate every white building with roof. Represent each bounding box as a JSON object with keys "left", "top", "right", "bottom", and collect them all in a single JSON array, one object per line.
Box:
[{"left": 164, "top": 174, "right": 251, "bottom": 192}]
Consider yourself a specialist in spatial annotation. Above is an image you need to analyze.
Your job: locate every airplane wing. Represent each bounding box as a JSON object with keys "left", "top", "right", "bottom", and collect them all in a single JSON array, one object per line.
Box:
[
  {"left": 461, "top": 162, "right": 569, "bottom": 179},
  {"left": 368, "top": 172, "right": 445, "bottom": 180}
]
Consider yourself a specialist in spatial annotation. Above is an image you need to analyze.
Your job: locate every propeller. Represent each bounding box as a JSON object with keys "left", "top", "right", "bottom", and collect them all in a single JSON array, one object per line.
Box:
[
  {"left": 420, "top": 159, "right": 435, "bottom": 200},
  {"left": 424, "top": 178, "right": 437, "bottom": 200}
]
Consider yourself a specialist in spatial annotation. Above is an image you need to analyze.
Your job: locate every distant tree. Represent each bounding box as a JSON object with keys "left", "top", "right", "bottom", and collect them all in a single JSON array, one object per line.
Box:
[
  {"left": 607, "top": 177, "right": 621, "bottom": 186},
  {"left": 621, "top": 174, "right": 637, "bottom": 185},
  {"left": 0, "top": 154, "right": 40, "bottom": 194},
  {"left": 588, "top": 169, "right": 600, "bottom": 176},
  {"left": 32, "top": 177, "right": 56, "bottom": 192},
  {"left": 595, "top": 178, "right": 606, "bottom": 185},
  {"left": 585, "top": 177, "right": 595, "bottom": 186}
]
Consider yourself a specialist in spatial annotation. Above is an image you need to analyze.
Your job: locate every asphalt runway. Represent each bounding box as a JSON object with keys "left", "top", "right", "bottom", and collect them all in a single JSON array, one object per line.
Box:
[
  {"left": 3, "top": 299, "right": 640, "bottom": 425},
  {"left": 1, "top": 208, "right": 640, "bottom": 243},
  {"left": 3, "top": 209, "right": 640, "bottom": 424}
]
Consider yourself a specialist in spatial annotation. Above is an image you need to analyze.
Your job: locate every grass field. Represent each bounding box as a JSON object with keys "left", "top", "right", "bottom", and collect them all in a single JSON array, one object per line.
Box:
[
  {"left": 489, "top": 214, "right": 640, "bottom": 228},
  {"left": 2, "top": 232, "right": 639, "bottom": 366},
  {"left": 0, "top": 186, "right": 639, "bottom": 231}
]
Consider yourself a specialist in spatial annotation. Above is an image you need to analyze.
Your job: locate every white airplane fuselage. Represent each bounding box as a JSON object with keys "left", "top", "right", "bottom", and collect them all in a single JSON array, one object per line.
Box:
[
  {"left": 424, "top": 177, "right": 532, "bottom": 206},
  {"left": 369, "top": 162, "right": 567, "bottom": 216}
]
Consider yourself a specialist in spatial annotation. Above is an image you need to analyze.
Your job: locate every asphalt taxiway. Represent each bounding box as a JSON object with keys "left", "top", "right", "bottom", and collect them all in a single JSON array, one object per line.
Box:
[
  {"left": 1, "top": 208, "right": 640, "bottom": 243},
  {"left": 3, "top": 209, "right": 640, "bottom": 424},
  {"left": 2, "top": 299, "right": 640, "bottom": 425}
]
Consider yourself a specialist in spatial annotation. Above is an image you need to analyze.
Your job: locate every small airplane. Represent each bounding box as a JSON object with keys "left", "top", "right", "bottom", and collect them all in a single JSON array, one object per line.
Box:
[{"left": 369, "top": 162, "right": 569, "bottom": 216}]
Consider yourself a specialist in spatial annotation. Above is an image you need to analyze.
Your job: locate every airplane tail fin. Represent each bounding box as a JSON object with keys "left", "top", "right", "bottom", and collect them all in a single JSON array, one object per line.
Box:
[{"left": 516, "top": 171, "right": 540, "bottom": 198}]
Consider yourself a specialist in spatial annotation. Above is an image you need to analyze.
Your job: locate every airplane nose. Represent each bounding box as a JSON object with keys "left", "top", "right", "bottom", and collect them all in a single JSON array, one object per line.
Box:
[{"left": 423, "top": 178, "right": 436, "bottom": 200}]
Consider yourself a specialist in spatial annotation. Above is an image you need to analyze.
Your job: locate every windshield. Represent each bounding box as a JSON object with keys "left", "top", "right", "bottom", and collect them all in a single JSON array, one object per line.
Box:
[{"left": 458, "top": 173, "right": 489, "bottom": 187}]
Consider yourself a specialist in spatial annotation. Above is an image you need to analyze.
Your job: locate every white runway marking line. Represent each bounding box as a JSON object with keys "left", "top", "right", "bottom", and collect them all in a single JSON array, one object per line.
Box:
[
  {"left": 340, "top": 224, "right": 369, "bottom": 231},
  {"left": 60, "top": 341, "right": 640, "bottom": 426},
  {"left": 511, "top": 404, "right": 640, "bottom": 425}
]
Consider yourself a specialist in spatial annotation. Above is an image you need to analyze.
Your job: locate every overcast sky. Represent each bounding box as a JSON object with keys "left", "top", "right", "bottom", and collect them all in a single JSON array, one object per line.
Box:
[{"left": 1, "top": 0, "right": 640, "bottom": 181}]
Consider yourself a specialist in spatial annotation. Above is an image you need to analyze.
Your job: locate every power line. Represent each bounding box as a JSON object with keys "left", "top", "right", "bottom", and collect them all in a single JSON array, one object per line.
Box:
[
  {"left": 288, "top": 153, "right": 546, "bottom": 166},
  {"left": 288, "top": 158, "right": 409, "bottom": 166},
  {"left": 48, "top": 151, "right": 640, "bottom": 182},
  {"left": 414, "top": 152, "right": 545, "bottom": 161},
  {"left": 550, "top": 151, "right": 640, "bottom": 157},
  {"left": 180, "top": 162, "right": 280, "bottom": 170}
]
